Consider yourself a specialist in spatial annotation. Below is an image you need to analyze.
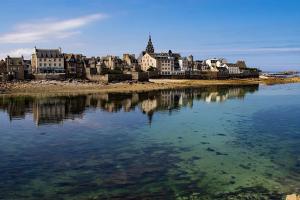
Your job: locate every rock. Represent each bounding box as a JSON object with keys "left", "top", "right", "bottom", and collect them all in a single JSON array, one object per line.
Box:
[{"left": 286, "top": 194, "right": 300, "bottom": 200}]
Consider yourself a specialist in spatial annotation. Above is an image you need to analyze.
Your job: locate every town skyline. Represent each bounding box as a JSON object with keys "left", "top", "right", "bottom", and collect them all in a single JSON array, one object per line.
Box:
[{"left": 0, "top": 0, "right": 299, "bottom": 71}]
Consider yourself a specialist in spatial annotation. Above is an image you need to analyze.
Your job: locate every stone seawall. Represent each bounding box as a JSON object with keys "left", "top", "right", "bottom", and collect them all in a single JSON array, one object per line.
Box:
[
  {"left": 33, "top": 73, "right": 66, "bottom": 80},
  {"left": 86, "top": 73, "right": 132, "bottom": 83},
  {"left": 131, "top": 72, "right": 149, "bottom": 82},
  {"left": 157, "top": 71, "right": 259, "bottom": 79}
]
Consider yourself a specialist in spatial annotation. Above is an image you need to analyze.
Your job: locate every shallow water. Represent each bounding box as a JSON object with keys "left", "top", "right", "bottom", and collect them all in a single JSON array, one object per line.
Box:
[{"left": 0, "top": 84, "right": 299, "bottom": 199}]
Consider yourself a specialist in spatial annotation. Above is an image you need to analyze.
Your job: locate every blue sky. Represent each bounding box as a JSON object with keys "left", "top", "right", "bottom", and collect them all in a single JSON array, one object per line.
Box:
[{"left": 0, "top": 0, "right": 299, "bottom": 71}]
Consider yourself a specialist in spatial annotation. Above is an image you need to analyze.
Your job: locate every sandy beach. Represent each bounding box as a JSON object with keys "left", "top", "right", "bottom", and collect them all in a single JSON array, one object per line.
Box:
[{"left": 1, "top": 77, "right": 300, "bottom": 96}]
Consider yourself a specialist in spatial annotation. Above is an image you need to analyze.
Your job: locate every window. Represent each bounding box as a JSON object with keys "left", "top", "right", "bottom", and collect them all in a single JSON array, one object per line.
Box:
[
  {"left": 40, "top": 63, "right": 42, "bottom": 66},
  {"left": 44, "top": 59, "right": 46, "bottom": 62},
  {"left": 39, "top": 59, "right": 42, "bottom": 62},
  {"left": 44, "top": 63, "right": 46, "bottom": 67},
  {"left": 54, "top": 59, "right": 56, "bottom": 62},
  {"left": 54, "top": 63, "right": 56, "bottom": 66}
]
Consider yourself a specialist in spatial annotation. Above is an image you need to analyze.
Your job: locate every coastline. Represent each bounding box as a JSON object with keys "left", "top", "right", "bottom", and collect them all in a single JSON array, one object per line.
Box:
[{"left": 1, "top": 77, "right": 300, "bottom": 96}]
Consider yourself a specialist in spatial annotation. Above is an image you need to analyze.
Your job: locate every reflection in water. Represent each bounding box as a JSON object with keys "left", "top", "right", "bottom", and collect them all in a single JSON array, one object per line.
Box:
[
  {"left": 1, "top": 83, "right": 300, "bottom": 199},
  {"left": 0, "top": 85, "right": 259, "bottom": 126}
]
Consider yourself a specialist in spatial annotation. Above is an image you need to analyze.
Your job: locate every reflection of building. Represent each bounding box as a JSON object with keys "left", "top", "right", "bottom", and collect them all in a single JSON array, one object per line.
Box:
[
  {"left": 33, "top": 99, "right": 66, "bottom": 125},
  {"left": 31, "top": 97, "right": 85, "bottom": 126},
  {"left": 0, "top": 85, "right": 259, "bottom": 126}
]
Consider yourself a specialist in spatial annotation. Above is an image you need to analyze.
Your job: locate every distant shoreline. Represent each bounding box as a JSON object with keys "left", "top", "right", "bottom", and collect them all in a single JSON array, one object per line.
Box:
[{"left": 1, "top": 77, "right": 300, "bottom": 96}]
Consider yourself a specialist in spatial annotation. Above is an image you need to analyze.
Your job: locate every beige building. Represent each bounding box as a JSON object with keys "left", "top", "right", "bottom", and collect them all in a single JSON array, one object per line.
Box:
[
  {"left": 141, "top": 52, "right": 176, "bottom": 74},
  {"left": 101, "top": 55, "right": 123, "bottom": 70},
  {"left": 32, "top": 48, "right": 64, "bottom": 74}
]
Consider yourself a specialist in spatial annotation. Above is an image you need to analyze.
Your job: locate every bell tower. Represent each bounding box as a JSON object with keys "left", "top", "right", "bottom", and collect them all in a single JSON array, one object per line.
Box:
[{"left": 145, "top": 35, "right": 155, "bottom": 54}]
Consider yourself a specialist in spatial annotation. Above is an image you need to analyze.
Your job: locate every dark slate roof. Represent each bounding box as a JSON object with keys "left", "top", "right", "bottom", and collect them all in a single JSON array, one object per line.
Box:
[
  {"left": 226, "top": 63, "right": 238, "bottom": 67},
  {"left": 35, "top": 49, "right": 63, "bottom": 58},
  {"left": 148, "top": 52, "right": 181, "bottom": 59}
]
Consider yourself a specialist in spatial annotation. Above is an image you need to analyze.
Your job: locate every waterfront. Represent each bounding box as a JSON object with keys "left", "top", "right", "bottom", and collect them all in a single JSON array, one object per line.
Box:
[{"left": 0, "top": 84, "right": 300, "bottom": 199}]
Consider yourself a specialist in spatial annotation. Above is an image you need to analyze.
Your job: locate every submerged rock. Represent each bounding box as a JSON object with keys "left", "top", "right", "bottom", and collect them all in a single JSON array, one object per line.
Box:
[{"left": 286, "top": 194, "right": 300, "bottom": 200}]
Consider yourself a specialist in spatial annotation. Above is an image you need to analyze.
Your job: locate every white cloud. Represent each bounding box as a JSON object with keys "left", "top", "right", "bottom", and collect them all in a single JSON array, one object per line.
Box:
[
  {"left": 0, "top": 48, "right": 33, "bottom": 60},
  {"left": 0, "top": 13, "right": 107, "bottom": 44}
]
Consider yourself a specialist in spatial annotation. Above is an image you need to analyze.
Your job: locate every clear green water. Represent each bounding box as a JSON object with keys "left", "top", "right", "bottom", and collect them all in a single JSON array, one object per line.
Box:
[{"left": 0, "top": 84, "right": 299, "bottom": 199}]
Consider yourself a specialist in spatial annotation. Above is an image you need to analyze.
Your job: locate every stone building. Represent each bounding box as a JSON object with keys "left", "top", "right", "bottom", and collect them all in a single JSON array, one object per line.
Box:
[
  {"left": 178, "top": 57, "right": 189, "bottom": 71},
  {"left": 123, "top": 54, "right": 140, "bottom": 71},
  {"left": 64, "top": 54, "right": 85, "bottom": 78},
  {"left": 5, "top": 56, "right": 25, "bottom": 80},
  {"left": 24, "top": 60, "right": 32, "bottom": 79},
  {"left": 101, "top": 55, "right": 123, "bottom": 71},
  {"left": 221, "top": 63, "right": 241, "bottom": 75},
  {"left": 0, "top": 59, "right": 6, "bottom": 74},
  {"left": 31, "top": 47, "right": 64, "bottom": 74},
  {"left": 140, "top": 36, "right": 183, "bottom": 74}
]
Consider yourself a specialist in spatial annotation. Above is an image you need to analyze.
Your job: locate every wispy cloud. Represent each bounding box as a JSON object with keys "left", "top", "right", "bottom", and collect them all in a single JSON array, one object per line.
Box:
[
  {"left": 0, "top": 13, "right": 108, "bottom": 44},
  {"left": 0, "top": 48, "right": 33, "bottom": 59}
]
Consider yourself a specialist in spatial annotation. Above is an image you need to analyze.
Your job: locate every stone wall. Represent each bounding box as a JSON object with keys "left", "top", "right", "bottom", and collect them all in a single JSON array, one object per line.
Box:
[
  {"left": 131, "top": 72, "right": 149, "bottom": 82},
  {"left": 148, "top": 71, "right": 160, "bottom": 78},
  {"left": 86, "top": 72, "right": 132, "bottom": 83},
  {"left": 105, "top": 74, "right": 132, "bottom": 83},
  {"left": 33, "top": 73, "right": 66, "bottom": 80}
]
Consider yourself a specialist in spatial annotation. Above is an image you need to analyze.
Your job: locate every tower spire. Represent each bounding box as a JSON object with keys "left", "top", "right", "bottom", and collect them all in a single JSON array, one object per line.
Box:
[{"left": 145, "top": 34, "right": 154, "bottom": 54}]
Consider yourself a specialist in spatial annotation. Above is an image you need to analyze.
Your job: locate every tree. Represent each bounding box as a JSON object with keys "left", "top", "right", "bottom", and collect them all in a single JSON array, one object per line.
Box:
[{"left": 147, "top": 66, "right": 156, "bottom": 72}]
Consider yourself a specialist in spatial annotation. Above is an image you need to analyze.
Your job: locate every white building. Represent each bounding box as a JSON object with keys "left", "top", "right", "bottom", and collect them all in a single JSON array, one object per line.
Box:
[
  {"left": 221, "top": 63, "right": 241, "bottom": 74},
  {"left": 178, "top": 57, "right": 189, "bottom": 71},
  {"left": 205, "top": 58, "right": 227, "bottom": 71},
  {"left": 31, "top": 48, "right": 64, "bottom": 74}
]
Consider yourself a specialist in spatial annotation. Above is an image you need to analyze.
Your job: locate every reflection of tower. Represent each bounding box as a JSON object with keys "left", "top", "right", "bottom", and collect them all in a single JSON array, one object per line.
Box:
[
  {"left": 147, "top": 111, "right": 153, "bottom": 126},
  {"left": 145, "top": 35, "right": 155, "bottom": 54},
  {"left": 140, "top": 99, "right": 157, "bottom": 125}
]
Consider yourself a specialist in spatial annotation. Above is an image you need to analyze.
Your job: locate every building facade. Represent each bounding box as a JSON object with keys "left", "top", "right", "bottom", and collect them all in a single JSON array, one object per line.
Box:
[
  {"left": 123, "top": 54, "right": 140, "bottom": 71},
  {"left": 5, "top": 56, "right": 25, "bottom": 80},
  {"left": 64, "top": 54, "right": 85, "bottom": 78},
  {"left": 101, "top": 55, "right": 123, "bottom": 71},
  {"left": 32, "top": 48, "right": 65, "bottom": 74}
]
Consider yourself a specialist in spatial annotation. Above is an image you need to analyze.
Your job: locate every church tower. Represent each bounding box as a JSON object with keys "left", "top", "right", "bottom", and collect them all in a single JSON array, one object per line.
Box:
[{"left": 145, "top": 35, "right": 155, "bottom": 54}]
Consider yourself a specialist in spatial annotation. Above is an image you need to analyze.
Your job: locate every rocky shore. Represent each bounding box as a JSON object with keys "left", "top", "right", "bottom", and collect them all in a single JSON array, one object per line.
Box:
[{"left": 0, "top": 77, "right": 300, "bottom": 96}]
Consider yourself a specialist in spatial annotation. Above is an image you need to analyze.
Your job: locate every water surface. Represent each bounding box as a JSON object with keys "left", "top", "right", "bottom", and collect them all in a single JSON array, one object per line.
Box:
[{"left": 0, "top": 84, "right": 300, "bottom": 199}]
